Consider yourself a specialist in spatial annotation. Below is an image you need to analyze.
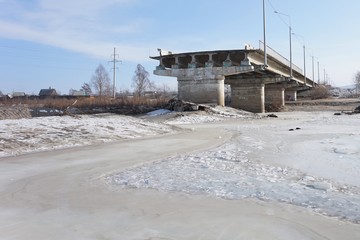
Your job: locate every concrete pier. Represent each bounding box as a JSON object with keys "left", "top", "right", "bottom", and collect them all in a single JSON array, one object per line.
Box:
[
  {"left": 231, "top": 83, "right": 265, "bottom": 113},
  {"left": 285, "top": 89, "right": 298, "bottom": 101},
  {"left": 226, "top": 78, "right": 266, "bottom": 113},
  {"left": 265, "top": 85, "right": 285, "bottom": 109},
  {"left": 178, "top": 76, "right": 225, "bottom": 106}
]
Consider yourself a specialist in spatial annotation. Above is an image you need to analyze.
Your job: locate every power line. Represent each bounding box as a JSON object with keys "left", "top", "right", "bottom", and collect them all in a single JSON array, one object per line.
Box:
[{"left": 267, "top": 0, "right": 289, "bottom": 27}]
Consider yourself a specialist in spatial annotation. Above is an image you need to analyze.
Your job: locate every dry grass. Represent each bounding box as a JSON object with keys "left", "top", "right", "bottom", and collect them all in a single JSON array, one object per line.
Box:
[
  {"left": 308, "top": 86, "right": 331, "bottom": 100},
  {"left": 0, "top": 96, "right": 171, "bottom": 110}
]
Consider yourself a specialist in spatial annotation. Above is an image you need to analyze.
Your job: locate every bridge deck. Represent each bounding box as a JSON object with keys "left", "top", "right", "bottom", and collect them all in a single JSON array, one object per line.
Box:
[{"left": 150, "top": 48, "right": 317, "bottom": 87}]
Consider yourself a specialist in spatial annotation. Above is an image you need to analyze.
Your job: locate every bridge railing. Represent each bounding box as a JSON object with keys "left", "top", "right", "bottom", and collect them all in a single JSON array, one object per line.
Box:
[{"left": 259, "top": 41, "right": 303, "bottom": 74}]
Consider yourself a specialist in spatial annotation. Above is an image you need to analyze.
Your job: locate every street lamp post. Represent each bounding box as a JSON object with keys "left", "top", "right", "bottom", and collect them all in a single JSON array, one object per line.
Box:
[
  {"left": 293, "top": 33, "right": 307, "bottom": 86},
  {"left": 263, "top": 0, "right": 267, "bottom": 68},
  {"left": 306, "top": 48, "right": 316, "bottom": 87},
  {"left": 303, "top": 44, "right": 306, "bottom": 85},
  {"left": 274, "top": 11, "right": 293, "bottom": 79},
  {"left": 311, "top": 55, "right": 315, "bottom": 87}
]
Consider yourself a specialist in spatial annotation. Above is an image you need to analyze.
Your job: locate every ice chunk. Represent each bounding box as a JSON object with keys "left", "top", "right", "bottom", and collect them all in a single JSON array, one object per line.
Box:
[{"left": 307, "top": 182, "right": 332, "bottom": 191}]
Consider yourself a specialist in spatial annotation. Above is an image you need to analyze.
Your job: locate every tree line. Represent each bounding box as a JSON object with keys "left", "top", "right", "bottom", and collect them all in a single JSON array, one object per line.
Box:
[
  {"left": 77, "top": 63, "right": 170, "bottom": 97},
  {"left": 354, "top": 71, "right": 360, "bottom": 94},
  {"left": 0, "top": 63, "right": 171, "bottom": 98}
]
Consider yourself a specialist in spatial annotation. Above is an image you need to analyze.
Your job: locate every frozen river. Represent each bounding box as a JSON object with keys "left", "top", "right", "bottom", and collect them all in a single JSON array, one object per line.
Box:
[{"left": 1, "top": 108, "right": 360, "bottom": 239}]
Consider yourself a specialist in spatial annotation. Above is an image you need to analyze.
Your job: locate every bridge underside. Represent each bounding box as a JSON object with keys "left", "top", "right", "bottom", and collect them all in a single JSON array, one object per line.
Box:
[{"left": 151, "top": 48, "right": 316, "bottom": 113}]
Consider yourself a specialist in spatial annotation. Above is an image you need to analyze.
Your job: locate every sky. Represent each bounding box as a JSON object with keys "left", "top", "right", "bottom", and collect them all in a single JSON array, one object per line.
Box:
[{"left": 0, "top": 0, "right": 359, "bottom": 95}]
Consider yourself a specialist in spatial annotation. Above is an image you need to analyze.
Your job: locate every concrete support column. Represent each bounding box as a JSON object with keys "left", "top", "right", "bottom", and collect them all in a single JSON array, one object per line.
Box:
[
  {"left": 285, "top": 89, "right": 297, "bottom": 101},
  {"left": 205, "top": 53, "right": 214, "bottom": 67},
  {"left": 156, "top": 57, "right": 165, "bottom": 70},
  {"left": 223, "top": 53, "right": 232, "bottom": 67},
  {"left": 230, "top": 82, "right": 265, "bottom": 113},
  {"left": 265, "top": 85, "right": 285, "bottom": 108},
  {"left": 178, "top": 76, "right": 225, "bottom": 106},
  {"left": 188, "top": 55, "right": 197, "bottom": 68},
  {"left": 172, "top": 56, "right": 180, "bottom": 69}
]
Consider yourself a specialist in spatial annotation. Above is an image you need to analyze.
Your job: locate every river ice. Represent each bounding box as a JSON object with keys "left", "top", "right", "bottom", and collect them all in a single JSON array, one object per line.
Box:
[
  {"left": 107, "top": 114, "right": 360, "bottom": 224},
  {"left": 1, "top": 108, "right": 359, "bottom": 224}
]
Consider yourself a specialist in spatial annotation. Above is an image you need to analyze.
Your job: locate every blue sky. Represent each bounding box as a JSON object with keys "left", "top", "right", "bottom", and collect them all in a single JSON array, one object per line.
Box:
[{"left": 0, "top": 0, "right": 359, "bottom": 94}]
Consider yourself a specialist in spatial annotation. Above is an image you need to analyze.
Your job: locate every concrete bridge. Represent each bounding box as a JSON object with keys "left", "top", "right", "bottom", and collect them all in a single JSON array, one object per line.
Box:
[{"left": 150, "top": 45, "right": 317, "bottom": 113}]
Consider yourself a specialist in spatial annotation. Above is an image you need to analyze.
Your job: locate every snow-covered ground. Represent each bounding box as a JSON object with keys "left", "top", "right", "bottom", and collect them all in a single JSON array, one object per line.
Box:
[
  {"left": 0, "top": 106, "right": 257, "bottom": 158},
  {"left": 331, "top": 86, "right": 358, "bottom": 98},
  {"left": 163, "top": 105, "right": 260, "bottom": 124}
]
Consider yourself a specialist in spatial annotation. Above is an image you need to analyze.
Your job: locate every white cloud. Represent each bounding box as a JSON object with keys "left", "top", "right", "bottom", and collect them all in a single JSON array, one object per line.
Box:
[
  {"left": 37, "top": 0, "right": 136, "bottom": 18},
  {"left": 0, "top": 19, "right": 151, "bottom": 62},
  {"left": 0, "top": 0, "right": 152, "bottom": 61}
]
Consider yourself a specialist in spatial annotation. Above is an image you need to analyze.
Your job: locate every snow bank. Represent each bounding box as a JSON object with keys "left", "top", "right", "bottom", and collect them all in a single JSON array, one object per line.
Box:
[
  {"left": 165, "top": 113, "right": 223, "bottom": 124},
  {"left": 146, "top": 109, "right": 172, "bottom": 116},
  {"left": 164, "top": 105, "right": 259, "bottom": 125},
  {"left": 0, "top": 114, "right": 176, "bottom": 157}
]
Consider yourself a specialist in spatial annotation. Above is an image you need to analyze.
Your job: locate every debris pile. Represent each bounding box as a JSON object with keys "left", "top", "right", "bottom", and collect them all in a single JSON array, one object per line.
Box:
[
  {"left": 166, "top": 99, "right": 200, "bottom": 112},
  {"left": 0, "top": 105, "right": 31, "bottom": 120},
  {"left": 354, "top": 105, "right": 360, "bottom": 113}
]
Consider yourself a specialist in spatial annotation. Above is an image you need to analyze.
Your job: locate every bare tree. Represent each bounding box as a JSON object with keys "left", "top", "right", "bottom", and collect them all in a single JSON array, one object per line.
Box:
[
  {"left": 158, "top": 83, "right": 171, "bottom": 93},
  {"left": 91, "top": 64, "right": 112, "bottom": 97},
  {"left": 355, "top": 71, "right": 360, "bottom": 95},
  {"left": 81, "top": 83, "right": 92, "bottom": 95},
  {"left": 153, "top": 83, "right": 171, "bottom": 98},
  {"left": 132, "top": 64, "right": 151, "bottom": 97},
  {"left": 68, "top": 88, "right": 75, "bottom": 95}
]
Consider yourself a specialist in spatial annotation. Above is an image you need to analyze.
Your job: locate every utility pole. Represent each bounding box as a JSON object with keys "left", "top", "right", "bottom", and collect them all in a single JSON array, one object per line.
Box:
[
  {"left": 110, "top": 48, "right": 121, "bottom": 98},
  {"left": 317, "top": 61, "right": 320, "bottom": 85}
]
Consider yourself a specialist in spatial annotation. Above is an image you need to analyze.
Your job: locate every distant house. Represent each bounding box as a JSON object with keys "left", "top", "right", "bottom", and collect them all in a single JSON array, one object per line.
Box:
[
  {"left": 71, "top": 90, "right": 89, "bottom": 96},
  {"left": 6, "top": 92, "right": 27, "bottom": 99},
  {"left": 39, "top": 87, "right": 57, "bottom": 97},
  {"left": 12, "top": 92, "right": 26, "bottom": 97}
]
